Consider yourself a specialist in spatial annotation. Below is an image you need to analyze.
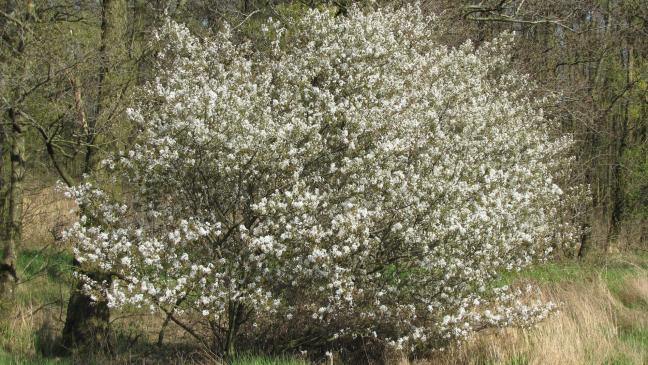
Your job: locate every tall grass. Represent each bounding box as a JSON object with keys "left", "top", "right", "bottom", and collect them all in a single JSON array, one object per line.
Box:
[
  {"left": 410, "top": 257, "right": 648, "bottom": 365},
  {"left": 21, "top": 186, "right": 77, "bottom": 248},
  {"left": 2, "top": 249, "right": 648, "bottom": 364}
]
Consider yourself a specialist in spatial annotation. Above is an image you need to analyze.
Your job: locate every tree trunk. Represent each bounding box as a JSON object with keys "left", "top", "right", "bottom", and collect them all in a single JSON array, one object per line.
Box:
[
  {"left": 224, "top": 301, "right": 245, "bottom": 360},
  {"left": 84, "top": 0, "right": 127, "bottom": 174},
  {"left": 606, "top": 38, "right": 632, "bottom": 248},
  {"left": 577, "top": 221, "right": 590, "bottom": 258},
  {"left": 0, "top": 31, "right": 7, "bottom": 249},
  {"left": 0, "top": 107, "right": 25, "bottom": 298},
  {"left": 607, "top": 116, "right": 625, "bottom": 247},
  {"left": 60, "top": 259, "right": 112, "bottom": 352},
  {"left": 61, "top": 0, "right": 127, "bottom": 350},
  {"left": 0, "top": 111, "right": 8, "bottom": 272},
  {"left": 0, "top": 0, "right": 29, "bottom": 302}
]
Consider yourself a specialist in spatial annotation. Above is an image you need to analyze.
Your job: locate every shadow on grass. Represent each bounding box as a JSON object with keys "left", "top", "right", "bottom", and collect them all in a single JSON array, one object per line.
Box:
[{"left": 0, "top": 349, "right": 70, "bottom": 365}]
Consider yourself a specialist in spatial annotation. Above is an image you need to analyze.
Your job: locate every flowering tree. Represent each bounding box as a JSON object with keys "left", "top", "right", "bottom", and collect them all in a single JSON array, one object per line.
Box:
[{"left": 65, "top": 4, "right": 577, "bottom": 357}]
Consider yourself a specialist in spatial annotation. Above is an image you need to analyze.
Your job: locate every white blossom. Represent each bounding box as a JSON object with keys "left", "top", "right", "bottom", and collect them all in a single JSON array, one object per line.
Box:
[{"left": 66, "top": 4, "right": 577, "bottom": 351}]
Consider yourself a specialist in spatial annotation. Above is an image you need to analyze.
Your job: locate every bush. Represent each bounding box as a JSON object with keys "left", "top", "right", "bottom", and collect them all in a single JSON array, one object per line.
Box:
[{"left": 65, "top": 4, "right": 576, "bottom": 357}]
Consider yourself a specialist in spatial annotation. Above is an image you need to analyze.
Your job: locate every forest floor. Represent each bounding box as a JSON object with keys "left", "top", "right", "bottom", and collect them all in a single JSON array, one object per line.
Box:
[{"left": 1, "top": 248, "right": 647, "bottom": 365}]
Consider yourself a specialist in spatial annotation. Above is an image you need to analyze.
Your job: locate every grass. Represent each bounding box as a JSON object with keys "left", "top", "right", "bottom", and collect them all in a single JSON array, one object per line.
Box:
[
  {"left": 231, "top": 355, "right": 309, "bottom": 365},
  {"left": 508, "top": 260, "right": 592, "bottom": 283},
  {"left": 499, "top": 252, "right": 648, "bottom": 286},
  {"left": 8, "top": 248, "right": 72, "bottom": 311},
  {"left": 2, "top": 250, "right": 647, "bottom": 364},
  {"left": 410, "top": 253, "right": 648, "bottom": 365},
  {"left": 1, "top": 246, "right": 309, "bottom": 365},
  {"left": 17, "top": 249, "right": 73, "bottom": 279},
  {"left": 0, "top": 349, "right": 70, "bottom": 365},
  {"left": 0, "top": 350, "right": 308, "bottom": 365},
  {"left": 619, "top": 328, "right": 648, "bottom": 362},
  {"left": 3, "top": 233, "right": 648, "bottom": 365}
]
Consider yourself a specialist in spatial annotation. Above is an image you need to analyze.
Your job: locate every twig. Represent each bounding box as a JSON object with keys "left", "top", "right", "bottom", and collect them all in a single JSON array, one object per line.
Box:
[
  {"left": 14, "top": 300, "right": 61, "bottom": 319},
  {"left": 466, "top": 15, "right": 579, "bottom": 33},
  {"left": 0, "top": 9, "right": 34, "bottom": 35},
  {"left": 232, "top": 9, "right": 260, "bottom": 31}
]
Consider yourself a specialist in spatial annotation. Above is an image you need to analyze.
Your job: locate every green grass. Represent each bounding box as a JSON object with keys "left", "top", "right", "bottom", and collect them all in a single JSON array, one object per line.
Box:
[
  {"left": 513, "top": 260, "right": 592, "bottom": 283},
  {"left": 619, "top": 327, "right": 648, "bottom": 363},
  {"left": 12, "top": 249, "right": 72, "bottom": 306},
  {"left": 605, "top": 354, "right": 636, "bottom": 365},
  {"left": 498, "top": 253, "right": 648, "bottom": 286},
  {"left": 17, "top": 249, "right": 73, "bottom": 280},
  {"left": 503, "top": 355, "right": 528, "bottom": 365},
  {"left": 0, "top": 349, "right": 70, "bottom": 365},
  {"left": 600, "top": 263, "right": 640, "bottom": 294},
  {"left": 231, "top": 355, "right": 308, "bottom": 365}
]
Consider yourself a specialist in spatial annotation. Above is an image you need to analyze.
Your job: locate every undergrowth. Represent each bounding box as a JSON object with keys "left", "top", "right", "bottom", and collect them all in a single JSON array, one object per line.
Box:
[{"left": 1, "top": 249, "right": 647, "bottom": 364}]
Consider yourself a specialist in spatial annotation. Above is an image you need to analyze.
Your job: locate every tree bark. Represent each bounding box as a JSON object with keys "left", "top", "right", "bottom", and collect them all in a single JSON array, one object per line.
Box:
[
  {"left": 606, "top": 38, "right": 632, "bottom": 248},
  {"left": 0, "top": 1, "right": 27, "bottom": 298},
  {"left": 0, "top": 107, "right": 25, "bottom": 298},
  {"left": 0, "top": 108, "right": 8, "bottom": 267},
  {"left": 84, "top": 0, "right": 127, "bottom": 174},
  {"left": 61, "top": 0, "right": 127, "bottom": 351},
  {"left": 224, "top": 301, "right": 247, "bottom": 360},
  {"left": 60, "top": 260, "right": 112, "bottom": 352}
]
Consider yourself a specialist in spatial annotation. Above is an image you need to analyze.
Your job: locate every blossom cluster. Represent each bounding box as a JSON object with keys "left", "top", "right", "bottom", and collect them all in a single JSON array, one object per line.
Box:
[{"left": 66, "top": 4, "right": 577, "bottom": 351}]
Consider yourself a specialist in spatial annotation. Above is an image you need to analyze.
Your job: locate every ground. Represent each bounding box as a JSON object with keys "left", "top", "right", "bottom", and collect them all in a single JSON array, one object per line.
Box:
[{"left": 1, "top": 245, "right": 647, "bottom": 364}]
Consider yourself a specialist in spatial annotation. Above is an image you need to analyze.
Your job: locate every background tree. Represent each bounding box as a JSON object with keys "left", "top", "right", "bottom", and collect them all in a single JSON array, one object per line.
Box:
[
  {"left": 0, "top": 0, "right": 36, "bottom": 299},
  {"left": 59, "top": 0, "right": 129, "bottom": 350},
  {"left": 422, "top": 0, "right": 648, "bottom": 253}
]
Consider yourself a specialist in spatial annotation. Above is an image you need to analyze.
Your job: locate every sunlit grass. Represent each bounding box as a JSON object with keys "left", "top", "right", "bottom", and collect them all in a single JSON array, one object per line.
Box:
[
  {"left": 619, "top": 327, "right": 648, "bottom": 363},
  {"left": 231, "top": 354, "right": 309, "bottom": 365},
  {"left": 2, "top": 247, "right": 648, "bottom": 364},
  {"left": 413, "top": 253, "right": 648, "bottom": 365}
]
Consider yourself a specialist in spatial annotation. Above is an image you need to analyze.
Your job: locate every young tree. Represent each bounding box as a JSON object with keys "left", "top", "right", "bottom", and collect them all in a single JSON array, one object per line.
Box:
[
  {"left": 0, "top": 0, "right": 131, "bottom": 346},
  {"left": 60, "top": 0, "right": 128, "bottom": 350},
  {"left": 0, "top": 0, "right": 34, "bottom": 298},
  {"left": 66, "top": 5, "right": 576, "bottom": 356}
]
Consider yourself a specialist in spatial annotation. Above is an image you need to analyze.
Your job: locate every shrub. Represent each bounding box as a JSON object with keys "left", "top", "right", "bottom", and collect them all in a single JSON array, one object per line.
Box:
[{"left": 65, "top": 4, "right": 576, "bottom": 357}]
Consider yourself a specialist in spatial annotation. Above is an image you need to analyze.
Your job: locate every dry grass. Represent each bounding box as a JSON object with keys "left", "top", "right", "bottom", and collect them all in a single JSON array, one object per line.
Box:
[
  {"left": 2, "top": 263, "right": 648, "bottom": 365},
  {"left": 22, "top": 186, "right": 77, "bottom": 248},
  {"left": 616, "top": 273, "right": 648, "bottom": 309},
  {"left": 0, "top": 303, "right": 62, "bottom": 355},
  {"left": 409, "top": 271, "right": 648, "bottom": 365}
]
